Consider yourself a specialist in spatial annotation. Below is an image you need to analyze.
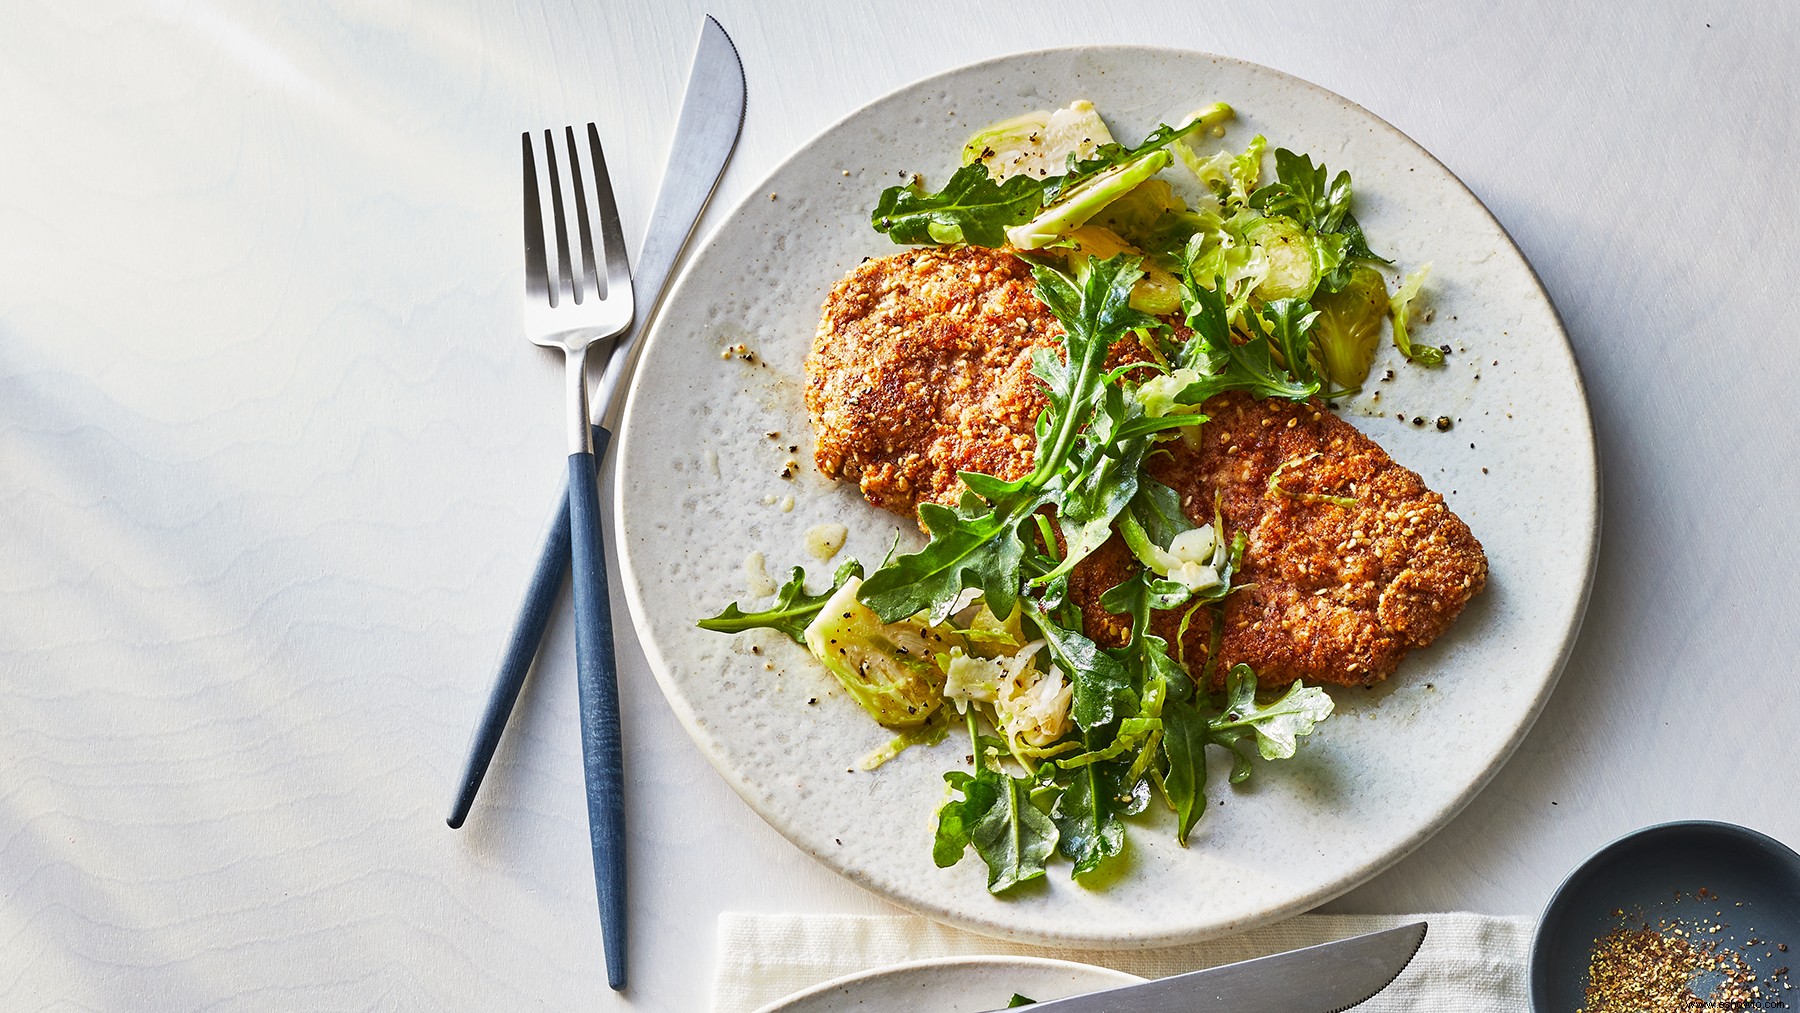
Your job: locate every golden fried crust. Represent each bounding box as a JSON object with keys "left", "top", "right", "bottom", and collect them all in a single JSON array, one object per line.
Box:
[
  {"left": 808, "top": 247, "right": 1487, "bottom": 688},
  {"left": 808, "top": 247, "right": 1055, "bottom": 515},
  {"left": 1152, "top": 394, "right": 1485, "bottom": 688}
]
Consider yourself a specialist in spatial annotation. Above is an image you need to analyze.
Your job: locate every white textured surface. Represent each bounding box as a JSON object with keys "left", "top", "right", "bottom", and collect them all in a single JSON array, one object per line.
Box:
[
  {"left": 616, "top": 47, "right": 1594, "bottom": 948},
  {"left": 2, "top": 0, "right": 1796, "bottom": 1009}
]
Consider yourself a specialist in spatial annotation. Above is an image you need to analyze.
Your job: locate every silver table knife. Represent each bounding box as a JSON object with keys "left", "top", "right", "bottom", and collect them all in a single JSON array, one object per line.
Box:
[
  {"left": 446, "top": 14, "right": 746, "bottom": 831},
  {"left": 979, "top": 923, "right": 1427, "bottom": 1013},
  {"left": 593, "top": 13, "right": 746, "bottom": 426}
]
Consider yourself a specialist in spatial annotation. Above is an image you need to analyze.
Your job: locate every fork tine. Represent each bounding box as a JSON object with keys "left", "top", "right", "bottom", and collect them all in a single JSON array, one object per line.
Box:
[
  {"left": 564, "top": 126, "right": 601, "bottom": 304},
  {"left": 585, "top": 123, "right": 633, "bottom": 309},
  {"left": 521, "top": 132, "right": 551, "bottom": 305},
  {"left": 543, "top": 129, "right": 578, "bottom": 307}
]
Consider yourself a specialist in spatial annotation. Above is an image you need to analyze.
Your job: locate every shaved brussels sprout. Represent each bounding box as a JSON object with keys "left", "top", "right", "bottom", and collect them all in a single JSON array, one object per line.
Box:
[
  {"left": 802, "top": 577, "right": 945, "bottom": 728},
  {"left": 1177, "top": 133, "right": 1266, "bottom": 206},
  {"left": 1091, "top": 179, "right": 1186, "bottom": 248},
  {"left": 1051, "top": 226, "right": 1183, "bottom": 315},
  {"left": 1241, "top": 214, "right": 1318, "bottom": 301},
  {"left": 962, "top": 100, "right": 1115, "bottom": 181},
  {"left": 1006, "top": 149, "right": 1172, "bottom": 250},
  {"left": 1167, "top": 101, "right": 1237, "bottom": 184},
  {"left": 1389, "top": 264, "right": 1442, "bottom": 365},
  {"left": 1309, "top": 264, "right": 1390, "bottom": 389}
]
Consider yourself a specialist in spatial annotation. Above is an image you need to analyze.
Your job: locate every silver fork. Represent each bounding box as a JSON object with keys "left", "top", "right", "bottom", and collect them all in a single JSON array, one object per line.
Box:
[{"left": 522, "top": 123, "right": 634, "bottom": 990}]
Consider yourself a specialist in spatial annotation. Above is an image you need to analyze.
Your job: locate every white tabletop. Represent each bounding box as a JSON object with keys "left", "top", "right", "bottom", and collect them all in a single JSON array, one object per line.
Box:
[{"left": 4, "top": 1, "right": 1796, "bottom": 1009}]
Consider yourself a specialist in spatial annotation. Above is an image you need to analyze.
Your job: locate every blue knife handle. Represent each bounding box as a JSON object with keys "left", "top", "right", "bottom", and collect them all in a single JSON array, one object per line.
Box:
[
  {"left": 567, "top": 428, "right": 628, "bottom": 991},
  {"left": 445, "top": 471, "right": 574, "bottom": 830}
]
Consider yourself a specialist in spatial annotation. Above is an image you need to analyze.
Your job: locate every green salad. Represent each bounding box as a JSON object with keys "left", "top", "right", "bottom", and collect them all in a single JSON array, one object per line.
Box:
[{"left": 700, "top": 100, "right": 1435, "bottom": 893}]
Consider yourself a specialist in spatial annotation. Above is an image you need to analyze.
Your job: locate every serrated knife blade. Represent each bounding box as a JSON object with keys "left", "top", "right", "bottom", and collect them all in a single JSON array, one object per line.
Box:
[{"left": 979, "top": 922, "right": 1427, "bottom": 1013}]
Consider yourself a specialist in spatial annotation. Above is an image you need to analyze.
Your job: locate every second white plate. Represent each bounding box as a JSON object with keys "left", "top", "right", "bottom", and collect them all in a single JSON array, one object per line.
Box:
[{"left": 753, "top": 956, "right": 1139, "bottom": 1013}]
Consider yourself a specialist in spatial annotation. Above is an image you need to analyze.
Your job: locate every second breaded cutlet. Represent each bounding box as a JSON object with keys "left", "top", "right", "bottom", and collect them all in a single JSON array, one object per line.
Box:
[{"left": 806, "top": 245, "right": 1486, "bottom": 688}]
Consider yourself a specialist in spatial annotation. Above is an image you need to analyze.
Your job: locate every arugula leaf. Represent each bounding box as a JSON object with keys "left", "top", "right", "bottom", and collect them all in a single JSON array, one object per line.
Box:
[
  {"left": 1249, "top": 149, "right": 1348, "bottom": 234},
  {"left": 1126, "top": 477, "right": 1193, "bottom": 548},
  {"left": 1039, "top": 385, "right": 1147, "bottom": 583},
  {"left": 1247, "top": 149, "right": 1391, "bottom": 272},
  {"left": 1173, "top": 278, "right": 1320, "bottom": 403},
  {"left": 1210, "top": 664, "right": 1335, "bottom": 760},
  {"left": 1026, "top": 259, "right": 1157, "bottom": 468},
  {"left": 858, "top": 256, "right": 1152, "bottom": 624},
  {"left": 949, "top": 766, "right": 1059, "bottom": 893},
  {"left": 937, "top": 720, "right": 1060, "bottom": 894},
  {"left": 859, "top": 491, "right": 1036, "bottom": 625},
  {"left": 871, "top": 163, "right": 1047, "bottom": 247},
  {"left": 935, "top": 767, "right": 998, "bottom": 865},
  {"left": 1096, "top": 568, "right": 1193, "bottom": 695},
  {"left": 1029, "top": 608, "right": 1134, "bottom": 732},
  {"left": 1052, "top": 757, "right": 1126, "bottom": 878},
  {"left": 1007, "top": 995, "right": 1037, "bottom": 1007},
  {"left": 874, "top": 117, "right": 1215, "bottom": 251},
  {"left": 1251, "top": 297, "right": 1323, "bottom": 391},
  {"left": 696, "top": 559, "right": 864, "bottom": 644},
  {"left": 1339, "top": 214, "right": 1385, "bottom": 265},
  {"left": 1159, "top": 697, "right": 1210, "bottom": 845}
]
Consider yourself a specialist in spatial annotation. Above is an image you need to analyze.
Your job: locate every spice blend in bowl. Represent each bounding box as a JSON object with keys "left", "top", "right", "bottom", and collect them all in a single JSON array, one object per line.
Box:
[{"left": 1579, "top": 902, "right": 1787, "bottom": 1012}]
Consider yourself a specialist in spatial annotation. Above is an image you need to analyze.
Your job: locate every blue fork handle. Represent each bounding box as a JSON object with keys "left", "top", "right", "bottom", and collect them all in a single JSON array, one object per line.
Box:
[
  {"left": 567, "top": 431, "right": 628, "bottom": 991},
  {"left": 442, "top": 423, "right": 627, "bottom": 988}
]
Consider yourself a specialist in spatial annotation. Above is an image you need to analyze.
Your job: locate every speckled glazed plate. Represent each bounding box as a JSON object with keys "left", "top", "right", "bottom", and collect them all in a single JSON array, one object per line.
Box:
[
  {"left": 753, "top": 956, "right": 1139, "bottom": 1013},
  {"left": 615, "top": 47, "right": 1598, "bottom": 948}
]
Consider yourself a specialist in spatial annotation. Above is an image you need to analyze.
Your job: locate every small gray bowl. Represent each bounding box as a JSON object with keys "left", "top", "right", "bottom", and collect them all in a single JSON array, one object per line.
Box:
[{"left": 1530, "top": 821, "right": 1800, "bottom": 1011}]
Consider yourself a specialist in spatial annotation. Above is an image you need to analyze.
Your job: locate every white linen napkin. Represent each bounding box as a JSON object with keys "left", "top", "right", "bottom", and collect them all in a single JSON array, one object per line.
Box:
[{"left": 713, "top": 911, "right": 1532, "bottom": 1012}]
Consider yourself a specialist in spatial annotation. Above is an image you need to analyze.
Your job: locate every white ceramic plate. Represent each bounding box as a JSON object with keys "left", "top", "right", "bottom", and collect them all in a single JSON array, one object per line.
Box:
[
  {"left": 753, "top": 956, "right": 1140, "bottom": 1013},
  {"left": 615, "top": 47, "right": 1597, "bottom": 947}
]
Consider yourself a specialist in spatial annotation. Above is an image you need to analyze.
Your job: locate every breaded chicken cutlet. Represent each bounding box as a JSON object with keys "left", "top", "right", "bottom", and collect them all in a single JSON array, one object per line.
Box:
[{"left": 806, "top": 246, "right": 1486, "bottom": 689}]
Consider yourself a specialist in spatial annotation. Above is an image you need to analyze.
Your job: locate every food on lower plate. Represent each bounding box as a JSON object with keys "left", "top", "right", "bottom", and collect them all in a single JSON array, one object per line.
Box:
[{"left": 701, "top": 98, "right": 1482, "bottom": 893}]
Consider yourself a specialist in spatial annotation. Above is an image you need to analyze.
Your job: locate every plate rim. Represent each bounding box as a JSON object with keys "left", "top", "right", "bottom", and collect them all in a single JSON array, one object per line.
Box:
[
  {"left": 748, "top": 953, "right": 1143, "bottom": 1013},
  {"left": 615, "top": 42, "right": 1600, "bottom": 947}
]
